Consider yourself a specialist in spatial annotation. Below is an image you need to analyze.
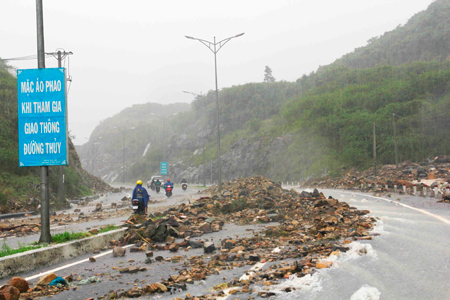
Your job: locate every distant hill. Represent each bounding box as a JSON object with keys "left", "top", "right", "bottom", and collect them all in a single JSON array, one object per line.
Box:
[
  {"left": 76, "top": 102, "right": 191, "bottom": 182},
  {"left": 331, "top": 0, "right": 450, "bottom": 69},
  {"left": 79, "top": 0, "right": 450, "bottom": 183}
]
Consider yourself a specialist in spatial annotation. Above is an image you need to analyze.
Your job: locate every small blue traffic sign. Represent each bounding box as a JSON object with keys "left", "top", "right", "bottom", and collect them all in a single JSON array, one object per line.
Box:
[{"left": 160, "top": 162, "right": 168, "bottom": 175}]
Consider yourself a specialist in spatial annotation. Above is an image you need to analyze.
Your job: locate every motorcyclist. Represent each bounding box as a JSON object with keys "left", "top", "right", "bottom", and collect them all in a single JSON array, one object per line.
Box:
[
  {"left": 163, "top": 178, "right": 174, "bottom": 190},
  {"left": 155, "top": 179, "right": 162, "bottom": 190},
  {"left": 132, "top": 180, "right": 150, "bottom": 214},
  {"left": 181, "top": 178, "right": 187, "bottom": 184}
]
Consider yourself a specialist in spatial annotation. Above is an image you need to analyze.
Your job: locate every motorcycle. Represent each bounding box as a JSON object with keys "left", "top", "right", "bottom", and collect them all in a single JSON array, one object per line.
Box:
[
  {"left": 132, "top": 199, "right": 144, "bottom": 214},
  {"left": 182, "top": 183, "right": 187, "bottom": 191},
  {"left": 165, "top": 185, "right": 173, "bottom": 198},
  {"left": 156, "top": 186, "right": 160, "bottom": 193}
]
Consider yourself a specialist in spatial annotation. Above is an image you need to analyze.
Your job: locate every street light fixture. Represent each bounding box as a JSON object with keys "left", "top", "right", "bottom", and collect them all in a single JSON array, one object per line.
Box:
[
  {"left": 183, "top": 91, "right": 207, "bottom": 187},
  {"left": 113, "top": 126, "right": 135, "bottom": 184},
  {"left": 185, "top": 32, "right": 245, "bottom": 190}
]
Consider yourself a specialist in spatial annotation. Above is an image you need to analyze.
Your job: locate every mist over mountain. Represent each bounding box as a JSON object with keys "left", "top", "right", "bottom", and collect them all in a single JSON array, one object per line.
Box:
[{"left": 79, "top": 0, "right": 450, "bottom": 183}]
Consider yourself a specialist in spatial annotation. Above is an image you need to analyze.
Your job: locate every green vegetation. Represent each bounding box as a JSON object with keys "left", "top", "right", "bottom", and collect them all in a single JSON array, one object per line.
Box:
[
  {"left": 0, "top": 241, "right": 43, "bottom": 258},
  {"left": 283, "top": 61, "right": 450, "bottom": 175},
  {"left": 51, "top": 231, "right": 92, "bottom": 243},
  {"left": 98, "top": 224, "right": 119, "bottom": 233}
]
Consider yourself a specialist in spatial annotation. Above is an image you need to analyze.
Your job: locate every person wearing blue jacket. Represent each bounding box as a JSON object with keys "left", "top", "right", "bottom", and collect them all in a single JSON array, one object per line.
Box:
[
  {"left": 132, "top": 180, "right": 150, "bottom": 214},
  {"left": 163, "top": 178, "right": 174, "bottom": 190}
]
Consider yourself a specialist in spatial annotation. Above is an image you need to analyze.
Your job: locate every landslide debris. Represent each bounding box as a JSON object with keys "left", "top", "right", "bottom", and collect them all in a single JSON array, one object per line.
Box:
[
  {"left": 18, "top": 176, "right": 377, "bottom": 300},
  {"left": 303, "top": 155, "right": 450, "bottom": 200}
]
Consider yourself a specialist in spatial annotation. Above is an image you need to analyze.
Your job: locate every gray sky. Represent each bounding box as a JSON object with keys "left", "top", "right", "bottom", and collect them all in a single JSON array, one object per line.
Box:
[{"left": 2, "top": 0, "right": 434, "bottom": 145}]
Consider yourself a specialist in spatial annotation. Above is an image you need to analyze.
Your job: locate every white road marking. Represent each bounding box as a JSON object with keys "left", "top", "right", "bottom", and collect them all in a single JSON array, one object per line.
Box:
[
  {"left": 25, "top": 244, "right": 135, "bottom": 281},
  {"left": 342, "top": 191, "right": 450, "bottom": 226}
]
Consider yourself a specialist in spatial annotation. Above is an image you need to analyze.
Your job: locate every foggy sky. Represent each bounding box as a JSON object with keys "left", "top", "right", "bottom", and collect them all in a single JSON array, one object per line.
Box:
[{"left": 1, "top": 0, "right": 434, "bottom": 145}]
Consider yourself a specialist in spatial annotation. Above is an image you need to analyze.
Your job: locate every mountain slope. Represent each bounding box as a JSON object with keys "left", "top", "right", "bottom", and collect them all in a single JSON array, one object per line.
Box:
[{"left": 79, "top": 0, "right": 450, "bottom": 183}]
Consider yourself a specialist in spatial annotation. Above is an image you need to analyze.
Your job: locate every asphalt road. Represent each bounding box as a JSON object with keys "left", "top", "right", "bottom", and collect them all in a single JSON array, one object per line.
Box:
[
  {"left": 0, "top": 184, "right": 202, "bottom": 249},
  {"left": 3, "top": 187, "right": 450, "bottom": 299}
]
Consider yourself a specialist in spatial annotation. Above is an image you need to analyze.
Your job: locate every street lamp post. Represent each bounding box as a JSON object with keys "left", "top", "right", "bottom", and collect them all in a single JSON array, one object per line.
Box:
[
  {"left": 185, "top": 32, "right": 244, "bottom": 190},
  {"left": 114, "top": 127, "right": 135, "bottom": 184},
  {"left": 183, "top": 91, "right": 207, "bottom": 187}
]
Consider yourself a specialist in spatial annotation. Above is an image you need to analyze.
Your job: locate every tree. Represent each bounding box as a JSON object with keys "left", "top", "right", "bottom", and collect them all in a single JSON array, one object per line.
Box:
[{"left": 264, "top": 66, "right": 276, "bottom": 83}]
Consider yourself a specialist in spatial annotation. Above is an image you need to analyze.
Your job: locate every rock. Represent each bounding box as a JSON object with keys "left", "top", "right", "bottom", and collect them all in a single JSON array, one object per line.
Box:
[
  {"left": 249, "top": 254, "right": 260, "bottom": 262},
  {"left": 428, "top": 172, "right": 436, "bottom": 179},
  {"left": 0, "top": 285, "right": 20, "bottom": 300},
  {"left": 113, "top": 246, "right": 126, "bottom": 257},
  {"left": 145, "top": 251, "right": 154, "bottom": 257},
  {"left": 198, "top": 223, "right": 211, "bottom": 233},
  {"left": 156, "top": 282, "right": 168, "bottom": 292},
  {"left": 89, "top": 257, "right": 96, "bottom": 262},
  {"left": 316, "top": 261, "right": 333, "bottom": 269},
  {"left": 89, "top": 229, "right": 99, "bottom": 234},
  {"left": 37, "top": 273, "right": 57, "bottom": 286},
  {"left": 188, "top": 240, "right": 203, "bottom": 248},
  {"left": 128, "top": 266, "right": 139, "bottom": 274},
  {"left": 169, "top": 243, "right": 179, "bottom": 252},
  {"left": 7, "top": 277, "right": 29, "bottom": 293},
  {"left": 230, "top": 246, "right": 245, "bottom": 253},
  {"left": 312, "top": 188, "right": 320, "bottom": 198},
  {"left": 203, "top": 242, "right": 216, "bottom": 253},
  {"left": 119, "top": 267, "right": 129, "bottom": 273},
  {"left": 166, "top": 236, "right": 176, "bottom": 244},
  {"left": 94, "top": 203, "right": 102, "bottom": 212},
  {"left": 130, "top": 247, "right": 144, "bottom": 252}
]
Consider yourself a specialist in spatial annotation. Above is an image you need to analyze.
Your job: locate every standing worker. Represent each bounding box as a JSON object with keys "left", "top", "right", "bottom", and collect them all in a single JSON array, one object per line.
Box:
[{"left": 132, "top": 180, "right": 150, "bottom": 214}]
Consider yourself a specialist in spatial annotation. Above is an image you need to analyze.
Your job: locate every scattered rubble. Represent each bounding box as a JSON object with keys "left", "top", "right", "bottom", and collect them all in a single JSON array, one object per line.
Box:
[
  {"left": 303, "top": 156, "right": 450, "bottom": 201},
  {"left": 10, "top": 176, "right": 378, "bottom": 300}
]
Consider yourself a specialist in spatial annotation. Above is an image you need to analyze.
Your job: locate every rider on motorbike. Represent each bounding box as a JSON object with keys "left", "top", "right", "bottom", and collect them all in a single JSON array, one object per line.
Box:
[
  {"left": 163, "top": 178, "right": 174, "bottom": 190},
  {"left": 181, "top": 178, "right": 187, "bottom": 184},
  {"left": 155, "top": 179, "right": 162, "bottom": 190},
  {"left": 132, "top": 180, "right": 149, "bottom": 214}
]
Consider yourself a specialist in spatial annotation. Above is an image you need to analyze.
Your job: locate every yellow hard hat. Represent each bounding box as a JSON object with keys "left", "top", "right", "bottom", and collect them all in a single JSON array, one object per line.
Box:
[{"left": 136, "top": 180, "right": 143, "bottom": 185}]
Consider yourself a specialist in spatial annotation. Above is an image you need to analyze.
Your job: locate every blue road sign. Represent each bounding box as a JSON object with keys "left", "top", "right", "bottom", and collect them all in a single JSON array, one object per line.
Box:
[
  {"left": 17, "top": 68, "right": 68, "bottom": 167},
  {"left": 160, "top": 162, "right": 168, "bottom": 175}
]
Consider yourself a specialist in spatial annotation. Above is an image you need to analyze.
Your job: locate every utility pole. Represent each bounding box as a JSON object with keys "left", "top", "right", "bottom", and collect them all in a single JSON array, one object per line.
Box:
[
  {"left": 393, "top": 113, "right": 399, "bottom": 169},
  {"left": 185, "top": 33, "right": 245, "bottom": 191},
  {"left": 36, "top": 0, "right": 51, "bottom": 244},
  {"left": 47, "top": 50, "right": 73, "bottom": 204},
  {"left": 373, "top": 123, "right": 377, "bottom": 177}
]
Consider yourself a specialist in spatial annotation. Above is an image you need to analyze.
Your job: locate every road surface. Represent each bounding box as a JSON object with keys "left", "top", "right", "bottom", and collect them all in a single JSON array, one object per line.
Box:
[{"left": 2, "top": 188, "right": 450, "bottom": 300}]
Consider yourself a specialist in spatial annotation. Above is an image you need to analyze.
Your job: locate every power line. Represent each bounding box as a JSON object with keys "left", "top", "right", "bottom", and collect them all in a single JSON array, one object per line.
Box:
[{"left": 0, "top": 54, "right": 52, "bottom": 61}]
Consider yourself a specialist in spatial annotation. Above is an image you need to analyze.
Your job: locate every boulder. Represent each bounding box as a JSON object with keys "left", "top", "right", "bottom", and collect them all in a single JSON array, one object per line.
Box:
[
  {"left": 113, "top": 246, "right": 126, "bottom": 257},
  {"left": 188, "top": 240, "right": 203, "bottom": 249},
  {"left": 198, "top": 223, "right": 211, "bottom": 233},
  {"left": 37, "top": 273, "right": 57, "bottom": 286},
  {"left": 169, "top": 243, "right": 179, "bottom": 252},
  {"left": 203, "top": 242, "right": 216, "bottom": 253},
  {"left": 0, "top": 285, "right": 19, "bottom": 300},
  {"left": 7, "top": 277, "right": 29, "bottom": 293},
  {"left": 94, "top": 203, "right": 102, "bottom": 212}
]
